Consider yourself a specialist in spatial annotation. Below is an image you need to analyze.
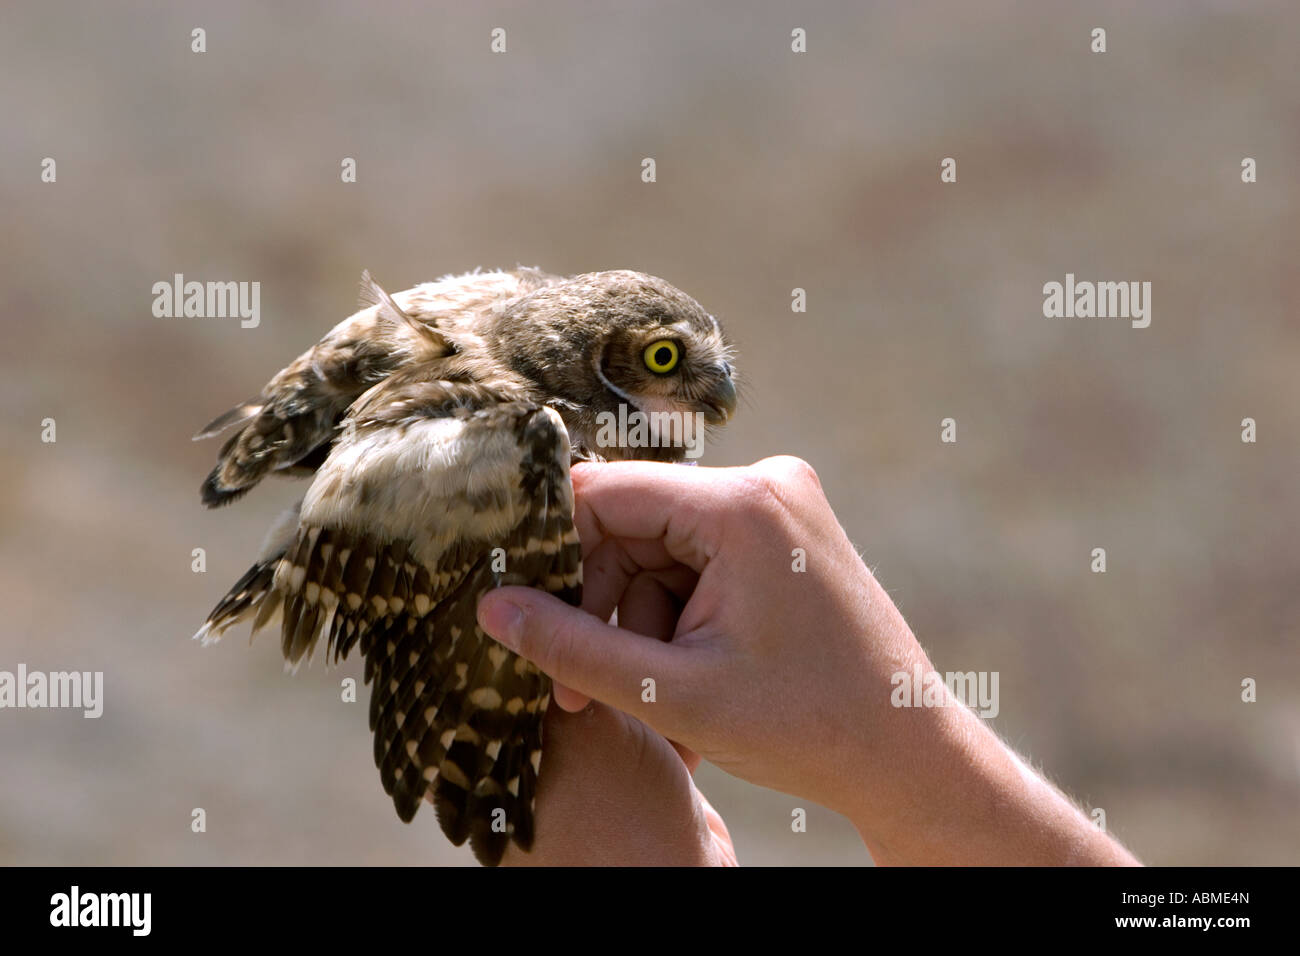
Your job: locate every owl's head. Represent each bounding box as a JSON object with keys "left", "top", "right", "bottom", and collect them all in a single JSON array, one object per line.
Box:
[{"left": 490, "top": 270, "right": 737, "bottom": 461}]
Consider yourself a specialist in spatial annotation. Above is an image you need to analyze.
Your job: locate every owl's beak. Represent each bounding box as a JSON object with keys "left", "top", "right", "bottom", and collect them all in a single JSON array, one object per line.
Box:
[{"left": 699, "top": 368, "right": 737, "bottom": 425}]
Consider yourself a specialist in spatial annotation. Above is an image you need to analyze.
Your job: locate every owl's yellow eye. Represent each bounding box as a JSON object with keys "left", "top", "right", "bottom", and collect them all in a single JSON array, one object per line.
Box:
[{"left": 643, "top": 339, "right": 680, "bottom": 374}]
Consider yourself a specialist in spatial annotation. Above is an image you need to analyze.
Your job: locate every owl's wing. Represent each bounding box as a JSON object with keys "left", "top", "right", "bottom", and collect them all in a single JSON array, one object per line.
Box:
[
  {"left": 195, "top": 377, "right": 581, "bottom": 866},
  {"left": 194, "top": 272, "right": 452, "bottom": 508}
]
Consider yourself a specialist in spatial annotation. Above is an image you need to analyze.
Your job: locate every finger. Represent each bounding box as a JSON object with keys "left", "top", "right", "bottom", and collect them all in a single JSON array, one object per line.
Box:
[
  {"left": 579, "top": 538, "right": 669, "bottom": 622},
  {"left": 670, "top": 739, "right": 702, "bottom": 773},
  {"left": 616, "top": 571, "right": 683, "bottom": 644},
  {"left": 564, "top": 568, "right": 689, "bottom": 713},
  {"left": 571, "top": 461, "right": 733, "bottom": 571},
  {"left": 477, "top": 586, "right": 693, "bottom": 731},
  {"left": 613, "top": 572, "right": 683, "bottom": 718},
  {"left": 551, "top": 680, "right": 591, "bottom": 713},
  {"left": 581, "top": 537, "right": 697, "bottom": 622},
  {"left": 695, "top": 788, "right": 738, "bottom": 866}
]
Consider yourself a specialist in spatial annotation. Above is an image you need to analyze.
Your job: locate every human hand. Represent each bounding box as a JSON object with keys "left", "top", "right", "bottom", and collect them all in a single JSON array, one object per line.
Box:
[
  {"left": 500, "top": 584, "right": 735, "bottom": 866},
  {"left": 500, "top": 702, "right": 736, "bottom": 866},
  {"left": 480, "top": 456, "right": 1138, "bottom": 865},
  {"left": 483, "top": 456, "right": 912, "bottom": 820}
]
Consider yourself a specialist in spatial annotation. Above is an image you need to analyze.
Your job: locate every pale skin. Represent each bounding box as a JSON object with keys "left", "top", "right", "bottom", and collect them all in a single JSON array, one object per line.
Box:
[{"left": 477, "top": 456, "right": 1140, "bottom": 866}]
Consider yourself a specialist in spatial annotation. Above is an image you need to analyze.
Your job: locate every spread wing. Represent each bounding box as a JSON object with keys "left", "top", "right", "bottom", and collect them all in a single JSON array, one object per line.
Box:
[
  {"left": 193, "top": 272, "right": 452, "bottom": 508},
  {"left": 195, "top": 375, "right": 582, "bottom": 865}
]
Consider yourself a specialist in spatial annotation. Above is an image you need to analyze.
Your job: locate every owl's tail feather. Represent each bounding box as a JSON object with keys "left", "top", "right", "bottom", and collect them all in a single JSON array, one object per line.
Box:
[
  {"left": 196, "top": 357, "right": 377, "bottom": 508},
  {"left": 193, "top": 399, "right": 263, "bottom": 441},
  {"left": 195, "top": 401, "right": 267, "bottom": 508},
  {"left": 199, "top": 408, "right": 335, "bottom": 509}
]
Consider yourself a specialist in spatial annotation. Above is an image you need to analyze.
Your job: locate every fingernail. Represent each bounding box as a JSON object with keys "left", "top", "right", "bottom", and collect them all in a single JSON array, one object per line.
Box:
[{"left": 478, "top": 594, "right": 525, "bottom": 650}]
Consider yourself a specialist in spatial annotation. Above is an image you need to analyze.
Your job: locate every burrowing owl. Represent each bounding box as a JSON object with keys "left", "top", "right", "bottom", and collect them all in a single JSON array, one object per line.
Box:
[{"left": 192, "top": 268, "right": 736, "bottom": 864}]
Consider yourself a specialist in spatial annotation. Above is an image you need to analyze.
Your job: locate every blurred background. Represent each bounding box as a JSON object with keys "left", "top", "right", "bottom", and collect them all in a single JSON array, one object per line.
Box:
[{"left": 1, "top": 0, "right": 1297, "bottom": 865}]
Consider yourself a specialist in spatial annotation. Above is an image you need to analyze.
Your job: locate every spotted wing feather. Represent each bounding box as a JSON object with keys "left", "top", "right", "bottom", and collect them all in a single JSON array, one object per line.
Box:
[
  {"left": 195, "top": 274, "right": 455, "bottom": 508},
  {"left": 197, "top": 375, "right": 580, "bottom": 865}
]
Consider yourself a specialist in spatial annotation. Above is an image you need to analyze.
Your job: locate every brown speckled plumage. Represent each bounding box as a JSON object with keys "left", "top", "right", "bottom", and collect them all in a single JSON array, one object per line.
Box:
[{"left": 192, "top": 268, "right": 736, "bottom": 865}]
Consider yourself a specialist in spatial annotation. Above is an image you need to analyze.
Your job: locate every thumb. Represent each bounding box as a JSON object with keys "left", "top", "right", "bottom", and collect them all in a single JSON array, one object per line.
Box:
[{"left": 477, "top": 586, "right": 688, "bottom": 725}]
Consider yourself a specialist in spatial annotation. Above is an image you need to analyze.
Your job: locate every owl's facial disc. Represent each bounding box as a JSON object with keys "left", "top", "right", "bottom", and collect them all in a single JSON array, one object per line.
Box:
[
  {"left": 595, "top": 322, "right": 737, "bottom": 425},
  {"left": 496, "top": 270, "right": 735, "bottom": 458}
]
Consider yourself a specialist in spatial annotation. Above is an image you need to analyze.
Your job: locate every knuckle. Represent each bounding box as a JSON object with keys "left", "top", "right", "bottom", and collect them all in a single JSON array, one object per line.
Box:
[
  {"left": 724, "top": 457, "right": 826, "bottom": 535},
  {"left": 508, "top": 605, "right": 547, "bottom": 665},
  {"left": 735, "top": 456, "right": 816, "bottom": 514},
  {"left": 762, "top": 454, "right": 821, "bottom": 491},
  {"left": 730, "top": 471, "right": 786, "bottom": 520}
]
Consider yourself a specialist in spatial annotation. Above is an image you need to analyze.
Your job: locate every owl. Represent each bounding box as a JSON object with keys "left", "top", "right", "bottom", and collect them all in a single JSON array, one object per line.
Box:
[{"left": 192, "top": 268, "right": 736, "bottom": 865}]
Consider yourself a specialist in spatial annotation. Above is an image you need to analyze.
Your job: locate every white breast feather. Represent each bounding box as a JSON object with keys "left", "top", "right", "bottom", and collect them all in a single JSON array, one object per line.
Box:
[{"left": 300, "top": 417, "right": 536, "bottom": 567}]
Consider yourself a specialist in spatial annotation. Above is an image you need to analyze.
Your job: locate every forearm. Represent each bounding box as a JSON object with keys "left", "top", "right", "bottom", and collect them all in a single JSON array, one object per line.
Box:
[{"left": 851, "top": 701, "right": 1140, "bottom": 866}]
